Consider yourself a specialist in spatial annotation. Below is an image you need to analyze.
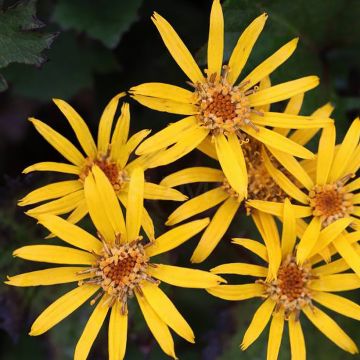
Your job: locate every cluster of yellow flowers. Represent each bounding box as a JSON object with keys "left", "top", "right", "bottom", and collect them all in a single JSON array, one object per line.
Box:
[{"left": 6, "top": 1, "right": 360, "bottom": 359}]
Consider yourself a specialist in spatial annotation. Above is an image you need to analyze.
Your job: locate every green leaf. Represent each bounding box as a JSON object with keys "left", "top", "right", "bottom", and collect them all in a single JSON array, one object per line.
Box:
[
  {"left": 0, "top": 73, "right": 7, "bottom": 91},
  {"left": 3, "top": 32, "right": 119, "bottom": 101},
  {"left": 53, "top": 0, "right": 143, "bottom": 48},
  {"left": 0, "top": 0, "right": 56, "bottom": 68}
]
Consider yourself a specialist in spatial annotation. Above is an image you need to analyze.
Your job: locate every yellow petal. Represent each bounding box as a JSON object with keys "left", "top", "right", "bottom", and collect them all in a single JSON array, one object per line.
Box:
[
  {"left": 6, "top": 267, "right": 91, "bottom": 287},
  {"left": 312, "top": 291, "right": 360, "bottom": 321},
  {"left": 97, "top": 93, "right": 126, "bottom": 156},
  {"left": 53, "top": 98, "right": 97, "bottom": 158},
  {"left": 65, "top": 198, "right": 88, "bottom": 224},
  {"left": 281, "top": 198, "right": 297, "bottom": 257},
  {"left": 243, "top": 126, "right": 314, "bottom": 159},
  {"left": 257, "top": 212, "right": 281, "bottom": 279},
  {"left": 272, "top": 93, "right": 304, "bottom": 136},
  {"left": 267, "top": 146, "right": 314, "bottom": 190},
  {"left": 232, "top": 238, "right": 268, "bottom": 261},
  {"left": 29, "top": 117, "right": 85, "bottom": 166},
  {"left": 23, "top": 161, "right": 80, "bottom": 175},
  {"left": 191, "top": 197, "right": 241, "bottom": 263},
  {"left": 309, "top": 274, "right": 360, "bottom": 292},
  {"left": 166, "top": 187, "right": 228, "bottom": 225},
  {"left": 92, "top": 166, "right": 126, "bottom": 241},
  {"left": 148, "top": 264, "right": 225, "bottom": 288},
  {"left": 110, "top": 103, "right": 130, "bottom": 162},
  {"left": 248, "top": 76, "right": 319, "bottom": 107},
  {"left": 30, "top": 285, "right": 98, "bottom": 336},
  {"left": 130, "top": 82, "right": 195, "bottom": 104},
  {"left": 346, "top": 177, "right": 360, "bottom": 192},
  {"left": 296, "top": 217, "right": 322, "bottom": 264},
  {"left": 160, "top": 167, "right": 223, "bottom": 187},
  {"left": 144, "top": 182, "right": 187, "bottom": 201},
  {"left": 147, "top": 126, "right": 209, "bottom": 168},
  {"left": 312, "top": 258, "right": 349, "bottom": 276},
  {"left": 108, "top": 301, "right": 127, "bottom": 360},
  {"left": 142, "top": 207, "right": 155, "bottom": 241},
  {"left": 243, "top": 38, "right": 299, "bottom": 90},
  {"left": 136, "top": 116, "right": 197, "bottom": 155},
  {"left": 126, "top": 167, "right": 144, "bottom": 241},
  {"left": 262, "top": 148, "right": 308, "bottom": 204},
  {"left": 135, "top": 291, "right": 176, "bottom": 359},
  {"left": 215, "top": 133, "right": 247, "bottom": 197},
  {"left": 37, "top": 214, "right": 102, "bottom": 253},
  {"left": 26, "top": 190, "right": 84, "bottom": 217},
  {"left": 227, "top": 13, "right": 268, "bottom": 85},
  {"left": 145, "top": 218, "right": 209, "bottom": 257},
  {"left": 117, "top": 129, "right": 151, "bottom": 168},
  {"left": 228, "top": 132, "right": 248, "bottom": 196},
  {"left": 256, "top": 76, "right": 272, "bottom": 113},
  {"left": 197, "top": 136, "right": 218, "bottom": 159},
  {"left": 344, "top": 143, "right": 360, "bottom": 175},
  {"left": 211, "top": 263, "right": 267, "bottom": 277},
  {"left": 309, "top": 218, "right": 353, "bottom": 257},
  {"left": 329, "top": 117, "right": 360, "bottom": 182},
  {"left": 241, "top": 298, "right": 275, "bottom": 350},
  {"left": 207, "top": 283, "right": 264, "bottom": 301},
  {"left": 152, "top": 12, "right": 204, "bottom": 83},
  {"left": 267, "top": 310, "right": 284, "bottom": 360},
  {"left": 14, "top": 245, "right": 95, "bottom": 265},
  {"left": 303, "top": 306, "right": 358, "bottom": 354},
  {"left": 19, "top": 180, "right": 83, "bottom": 206},
  {"left": 207, "top": 0, "right": 224, "bottom": 76},
  {"left": 252, "top": 112, "right": 332, "bottom": 129},
  {"left": 288, "top": 313, "right": 306, "bottom": 360},
  {"left": 333, "top": 234, "right": 360, "bottom": 277},
  {"left": 141, "top": 282, "right": 194, "bottom": 343},
  {"left": 316, "top": 124, "right": 336, "bottom": 185},
  {"left": 289, "top": 102, "right": 334, "bottom": 146},
  {"left": 74, "top": 295, "right": 110, "bottom": 360},
  {"left": 131, "top": 94, "right": 197, "bottom": 115},
  {"left": 84, "top": 173, "right": 119, "bottom": 243},
  {"left": 247, "top": 200, "right": 311, "bottom": 218}
]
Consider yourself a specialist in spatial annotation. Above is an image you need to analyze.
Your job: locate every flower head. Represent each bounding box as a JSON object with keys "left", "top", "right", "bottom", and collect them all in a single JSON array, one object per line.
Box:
[
  {"left": 248, "top": 117, "right": 360, "bottom": 274},
  {"left": 8, "top": 165, "right": 224, "bottom": 359},
  {"left": 208, "top": 200, "right": 360, "bottom": 359},
  {"left": 130, "top": 0, "right": 333, "bottom": 198},
  {"left": 19, "top": 94, "right": 187, "bottom": 240}
]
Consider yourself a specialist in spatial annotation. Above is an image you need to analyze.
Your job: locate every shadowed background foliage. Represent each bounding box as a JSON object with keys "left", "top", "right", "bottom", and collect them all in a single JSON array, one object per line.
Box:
[{"left": 0, "top": 0, "right": 359, "bottom": 359}]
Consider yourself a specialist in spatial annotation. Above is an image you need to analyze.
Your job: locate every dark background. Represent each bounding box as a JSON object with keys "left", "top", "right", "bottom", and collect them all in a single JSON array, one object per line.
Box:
[{"left": 0, "top": 0, "right": 359, "bottom": 359}]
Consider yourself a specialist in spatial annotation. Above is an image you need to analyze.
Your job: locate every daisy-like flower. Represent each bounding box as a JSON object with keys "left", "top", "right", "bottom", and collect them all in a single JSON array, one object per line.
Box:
[
  {"left": 19, "top": 93, "right": 187, "bottom": 240},
  {"left": 7, "top": 165, "right": 224, "bottom": 359},
  {"left": 129, "top": 0, "right": 333, "bottom": 198},
  {"left": 208, "top": 200, "right": 360, "bottom": 359},
  {"left": 249, "top": 118, "right": 360, "bottom": 275},
  {"left": 159, "top": 94, "right": 333, "bottom": 263}
]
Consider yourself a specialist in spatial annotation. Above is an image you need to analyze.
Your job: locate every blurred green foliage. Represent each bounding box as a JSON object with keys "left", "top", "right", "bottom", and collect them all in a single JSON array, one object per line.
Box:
[{"left": 0, "top": 0, "right": 359, "bottom": 359}]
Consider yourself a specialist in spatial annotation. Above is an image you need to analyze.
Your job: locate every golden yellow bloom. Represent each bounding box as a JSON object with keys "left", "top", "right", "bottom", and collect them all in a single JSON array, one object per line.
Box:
[
  {"left": 129, "top": 0, "right": 333, "bottom": 198},
  {"left": 160, "top": 94, "right": 333, "bottom": 263},
  {"left": 248, "top": 118, "right": 360, "bottom": 275},
  {"left": 19, "top": 93, "right": 187, "bottom": 240},
  {"left": 8, "top": 165, "right": 224, "bottom": 359},
  {"left": 208, "top": 200, "right": 360, "bottom": 359}
]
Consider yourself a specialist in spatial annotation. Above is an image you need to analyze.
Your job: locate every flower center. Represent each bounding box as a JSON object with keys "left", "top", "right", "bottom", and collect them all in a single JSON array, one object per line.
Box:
[
  {"left": 193, "top": 66, "right": 261, "bottom": 136},
  {"left": 79, "top": 235, "right": 158, "bottom": 314},
  {"left": 309, "top": 175, "right": 354, "bottom": 227},
  {"left": 80, "top": 156, "right": 129, "bottom": 193},
  {"left": 258, "top": 255, "right": 313, "bottom": 319},
  {"left": 243, "top": 140, "right": 288, "bottom": 204}
]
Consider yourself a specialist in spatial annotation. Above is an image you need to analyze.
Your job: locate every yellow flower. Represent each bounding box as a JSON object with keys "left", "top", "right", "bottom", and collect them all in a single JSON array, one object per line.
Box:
[
  {"left": 159, "top": 94, "right": 333, "bottom": 263},
  {"left": 248, "top": 117, "right": 360, "bottom": 275},
  {"left": 8, "top": 165, "right": 224, "bottom": 360},
  {"left": 19, "top": 93, "right": 187, "bottom": 240},
  {"left": 129, "top": 0, "right": 333, "bottom": 198},
  {"left": 208, "top": 200, "right": 360, "bottom": 359}
]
